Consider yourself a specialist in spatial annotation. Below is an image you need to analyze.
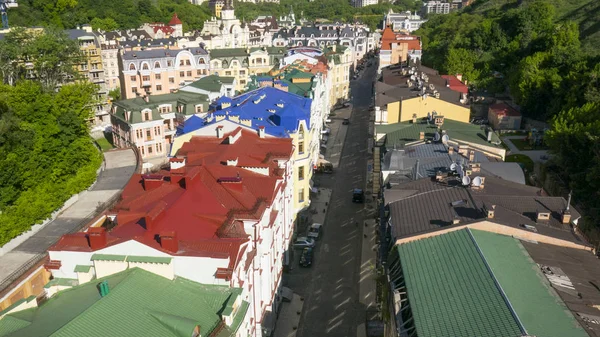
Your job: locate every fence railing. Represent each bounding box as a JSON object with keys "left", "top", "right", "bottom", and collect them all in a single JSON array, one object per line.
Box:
[{"left": 0, "top": 141, "right": 140, "bottom": 295}]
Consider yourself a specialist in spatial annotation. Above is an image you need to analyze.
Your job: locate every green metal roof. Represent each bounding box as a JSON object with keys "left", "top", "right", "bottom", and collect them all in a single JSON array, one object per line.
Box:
[
  {"left": 472, "top": 230, "right": 588, "bottom": 337},
  {"left": 74, "top": 265, "right": 92, "bottom": 273},
  {"left": 0, "top": 268, "right": 246, "bottom": 337},
  {"left": 43, "top": 278, "right": 79, "bottom": 289},
  {"left": 0, "top": 316, "right": 30, "bottom": 336},
  {"left": 112, "top": 91, "right": 211, "bottom": 124},
  {"left": 125, "top": 256, "right": 172, "bottom": 264},
  {"left": 209, "top": 47, "right": 286, "bottom": 59},
  {"left": 376, "top": 119, "right": 501, "bottom": 148},
  {"left": 394, "top": 229, "right": 523, "bottom": 337},
  {"left": 90, "top": 254, "right": 126, "bottom": 261},
  {"left": 0, "top": 296, "right": 36, "bottom": 317},
  {"left": 184, "top": 75, "right": 235, "bottom": 92}
]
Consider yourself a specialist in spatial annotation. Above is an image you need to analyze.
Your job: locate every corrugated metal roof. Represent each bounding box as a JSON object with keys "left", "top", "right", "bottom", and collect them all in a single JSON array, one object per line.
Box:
[
  {"left": 0, "top": 268, "right": 247, "bottom": 337},
  {"left": 394, "top": 229, "right": 523, "bottom": 337},
  {"left": 472, "top": 230, "right": 588, "bottom": 337}
]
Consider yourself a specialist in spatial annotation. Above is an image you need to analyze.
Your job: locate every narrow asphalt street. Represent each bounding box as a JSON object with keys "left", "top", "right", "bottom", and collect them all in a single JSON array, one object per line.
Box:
[{"left": 284, "top": 62, "right": 376, "bottom": 337}]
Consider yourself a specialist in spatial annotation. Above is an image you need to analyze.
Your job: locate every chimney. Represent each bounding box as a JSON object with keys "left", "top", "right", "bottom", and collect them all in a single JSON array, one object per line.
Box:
[
  {"left": 536, "top": 211, "right": 550, "bottom": 222},
  {"left": 413, "top": 159, "right": 420, "bottom": 180},
  {"left": 435, "top": 170, "right": 443, "bottom": 182},
  {"left": 88, "top": 227, "right": 107, "bottom": 250},
  {"left": 452, "top": 218, "right": 460, "bottom": 225},
  {"left": 487, "top": 205, "right": 496, "bottom": 219},
  {"left": 143, "top": 95, "right": 149, "bottom": 103},
  {"left": 216, "top": 125, "right": 224, "bottom": 138},
  {"left": 419, "top": 131, "right": 424, "bottom": 140},
  {"left": 98, "top": 280, "right": 110, "bottom": 297},
  {"left": 160, "top": 231, "right": 178, "bottom": 253},
  {"left": 142, "top": 174, "right": 163, "bottom": 191},
  {"left": 469, "top": 150, "right": 475, "bottom": 162},
  {"left": 258, "top": 126, "right": 266, "bottom": 138},
  {"left": 170, "top": 170, "right": 185, "bottom": 186},
  {"left": 487, "top": 130, "right": 493, "bottom": 142},
  {"left": 562, "top": 191, "right": 572, "bottom": 224},
  {"left": 169, "top": 157, "right": 186, "bottom": 170},
  {"left": 412, "top": 113, "right": 417, "bottom": 124},
  {"left": 455, "top": 74, "right": 463, "bottom": 82},
  {"left": 448, "top": 146, "right": 454, "bottom": 155}
]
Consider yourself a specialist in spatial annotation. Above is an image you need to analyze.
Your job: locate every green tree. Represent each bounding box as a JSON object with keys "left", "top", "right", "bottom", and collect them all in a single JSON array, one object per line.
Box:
[
  {"left": 0, "top": 81, "right": 101, "bottom": 245},
  {"left": 90, "top": 17, "right": 120, "bottom": 31}
]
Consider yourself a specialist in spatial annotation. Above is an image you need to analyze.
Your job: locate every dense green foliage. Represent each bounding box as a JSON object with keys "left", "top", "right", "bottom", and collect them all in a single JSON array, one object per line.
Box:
[
  {"left": 416, "top": 0, "right": 599, "bottom": 120},
  {"left": 235, "top": 0, "right": 421, "bottom": 31},
  {"left": 0, "top": 29, "right": 102, "bottom": 246},
  {"left": 0, "top": 81, "right": 102, "bottom": 246},
  {"left": 8, "top": 0, "right": 212, "bottom": 32},
  {"left": 0, "top": 28, "right": 83, "bottom": 90},
  {"left": 7, "top": 0, "right": 419, "bottom": 32}
]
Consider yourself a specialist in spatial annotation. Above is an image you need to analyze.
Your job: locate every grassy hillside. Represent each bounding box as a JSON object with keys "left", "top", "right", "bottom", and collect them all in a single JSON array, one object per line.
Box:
[{"left": 468, "top": 0, "right": 600, "bottom": 55}]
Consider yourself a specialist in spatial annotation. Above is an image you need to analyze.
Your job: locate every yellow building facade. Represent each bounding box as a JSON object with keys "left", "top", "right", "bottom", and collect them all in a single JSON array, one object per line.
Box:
[{"left": 384, "top": 96, "right": 470, "bottom": 124}]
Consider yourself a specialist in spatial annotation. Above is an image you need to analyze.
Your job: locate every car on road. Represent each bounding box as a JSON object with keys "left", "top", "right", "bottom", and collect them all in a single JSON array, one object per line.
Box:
[
  {"left": 307, "top": 223, "right": 323, "bottom": 240},
  {"left": 342, "top": 118, "right": 350, "bottom": 125},
  {"left": 321, "top": 128, "right": 331, "bottom": 135},
  {"left": 299, "top": 247, "right": 313, "bottom": 267},
  {"left": 294, "top": 237, "right": 315, "bottom": 249},
  {"left": 352, "top": 188, "right": 365, "bottom": 203},
  {"left": 325, "top": 118, "right": 332, "bottom": 123}
]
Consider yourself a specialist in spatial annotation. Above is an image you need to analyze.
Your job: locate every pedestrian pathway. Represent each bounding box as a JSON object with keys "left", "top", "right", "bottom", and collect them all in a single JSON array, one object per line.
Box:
[
  {"left": 273, "top": 294, "right": 305, "bottom": 337},
  {"left": 503, "top": 136, "right": 549, "bottom": 162},
  {"left": 0, "top": 149, "right": 137, "bottom": 293}
]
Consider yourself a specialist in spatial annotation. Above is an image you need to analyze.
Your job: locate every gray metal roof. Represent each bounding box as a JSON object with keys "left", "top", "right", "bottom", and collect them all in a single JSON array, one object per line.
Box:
[
  {"left": 122, "top": 47, "right": 208, "bottom": 60},
  {"left": 479, "top": 162, "right": 525, "bottom": 185},
  {"left": 386, "top": 176, "right": 584, "bottom": 245}
]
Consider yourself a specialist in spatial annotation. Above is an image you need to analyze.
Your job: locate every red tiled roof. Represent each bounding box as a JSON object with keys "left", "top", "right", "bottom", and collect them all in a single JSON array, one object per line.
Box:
[
  {"left": 441, "top": 75, "right": 469, "bottom": 94},
  {"left": 489, "top": 102, "right": 521, "bottom": 117},
  {"left": 50, "top": 129, "right": 292, "bottom": 267},
  {"left": 381, "top": 27, "right": 421, "bottom": 51},
  {"left": 169, "top": 13, "right": 182, "bottom": 26}
]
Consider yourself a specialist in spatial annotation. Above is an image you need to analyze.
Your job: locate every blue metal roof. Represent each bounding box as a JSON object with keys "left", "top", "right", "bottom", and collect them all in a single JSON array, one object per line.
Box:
[{"left": 177, "top": 115, "right": 205, "bottom": 135}]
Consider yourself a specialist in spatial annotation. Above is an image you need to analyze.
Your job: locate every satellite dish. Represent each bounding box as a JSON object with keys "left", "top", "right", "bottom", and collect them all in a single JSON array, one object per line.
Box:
[
  {"left": 472, "top": 176, "right": 482, "bottom": 187},
  {"left": 462, "top": 176, "right": 471, "bottom": 186},
  {"left": 434, "top": 132, "right": 441, "bottom": 142},
  {"left": 450, "top": 163, "right": 457, "bottom": 171},
  {"left": 441, "top": 134, "right": 449, "bottom": 144}
]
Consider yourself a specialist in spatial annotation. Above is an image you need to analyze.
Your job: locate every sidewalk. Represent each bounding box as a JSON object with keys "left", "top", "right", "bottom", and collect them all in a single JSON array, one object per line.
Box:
[
  {"left": 502, "top": 136, "right": 549, "bottom": 162},
  {"left": 274, "top": 294, "right": 305, "bottom": 337},
  {"left": 0, "top": 149, "right": 137, "bottom": 292}
]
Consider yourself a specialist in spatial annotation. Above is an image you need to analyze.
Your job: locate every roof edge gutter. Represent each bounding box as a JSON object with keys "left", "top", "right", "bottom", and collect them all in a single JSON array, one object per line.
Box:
[{"left": 466, "top": 227, "right": 528, "bottom": 336}]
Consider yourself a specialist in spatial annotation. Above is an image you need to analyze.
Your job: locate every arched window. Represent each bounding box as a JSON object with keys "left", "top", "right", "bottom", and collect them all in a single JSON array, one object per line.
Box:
[
  {"left": 154, "top": 62, "right": 160, "bottom": 69},
  {"left": 222, "top": 60, "right": 229, "bottom": 68},
  {"left": 142, "top": 63, "right": 149, "bottom": 70},
  {"left": 297, "top": 41, "right": 303, "bottom": 46},
  {"left": 199, "top": 58, "right": 206, "bottom": 64},
  {"left": 129, "top": 63, "right": 136, "bottom": 71}
]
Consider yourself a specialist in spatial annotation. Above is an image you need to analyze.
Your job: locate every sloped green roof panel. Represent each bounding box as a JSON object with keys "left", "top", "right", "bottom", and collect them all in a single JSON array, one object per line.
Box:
[
  {"left": 90, "top": 254, "right": 126, "bottom": 261},
  {"left": 471, "top": 230, "right": 588, "bottom": 337},
  {"left": 74, "top": 265, "right": 92, "bottom": 273},
  {"left": 0, "top": 268, "right": 246, "bottom": 337},
  {"left": 395, "top": 229, "right": 522, "bottom": 337},
  {"left": 125, "top": 256, "right": 172, "bottom": 264},
  {"left": 0, "top": 316, "right": 31, "bottom": 337}
]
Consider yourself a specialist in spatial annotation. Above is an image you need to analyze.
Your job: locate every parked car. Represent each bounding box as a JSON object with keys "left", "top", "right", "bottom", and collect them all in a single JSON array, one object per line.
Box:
[
  {"left": 294, "top": 237, "right": 315, "bottom": 249},
  {"left": 307, "top": 223, "right": 323, "bottom": 240},
  {"left": 299, "top": 247, "right": 313, "bottom": 267},
  {"left": 352, "top": 188, "right": 365, "bottom": 203},
  {"left": 342, "top": 118, "right": 350, "bottom": 125},
  {"left": 321, "top": 128, "right": 331, "bottom": 135},
  {"left": 325, "top": 118, "right": 332, "bottom": 123}
]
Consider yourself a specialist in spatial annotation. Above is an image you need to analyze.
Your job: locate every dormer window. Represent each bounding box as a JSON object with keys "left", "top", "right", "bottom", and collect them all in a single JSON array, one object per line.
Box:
[
  {"left": 129, "top": 63, "right": 136, "bottom": 71},
  {"left": 142, "top": 63, "right": 149, "bottom": 70},
  {"left": 154, "top": 61, "right": 160, "bottom": 68}
]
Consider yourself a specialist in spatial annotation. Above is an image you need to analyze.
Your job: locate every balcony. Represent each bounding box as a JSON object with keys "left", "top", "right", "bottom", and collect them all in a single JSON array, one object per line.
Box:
[
  {"left": 163, "top": 126, "right": 176, "bottom": 134},
  {"left": 142, "top": 81, "right": 151, "bottom": 87}
]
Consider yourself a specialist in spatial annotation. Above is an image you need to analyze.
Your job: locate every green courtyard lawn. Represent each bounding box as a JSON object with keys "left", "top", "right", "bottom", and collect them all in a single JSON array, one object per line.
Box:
[
  {"left": 95, "top": 133, "right": 115, "bottom": 152},
  {"left": 508, "top": 138, "right": 549, "bottom": 151}
]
